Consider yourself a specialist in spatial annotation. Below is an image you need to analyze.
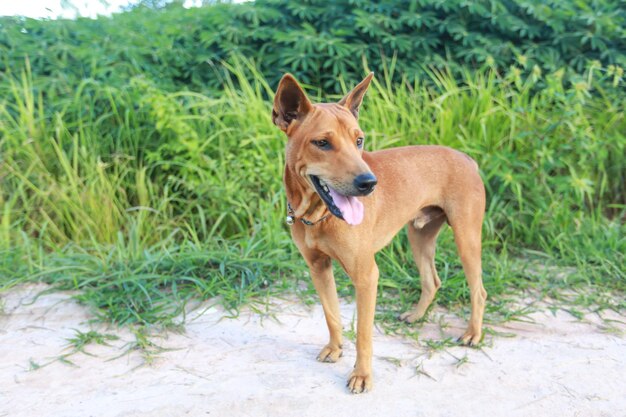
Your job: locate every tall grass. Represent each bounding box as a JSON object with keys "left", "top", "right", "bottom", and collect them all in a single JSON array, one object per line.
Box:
[{"left": 0, "top": 58, "right": 624, "bottom": 327}]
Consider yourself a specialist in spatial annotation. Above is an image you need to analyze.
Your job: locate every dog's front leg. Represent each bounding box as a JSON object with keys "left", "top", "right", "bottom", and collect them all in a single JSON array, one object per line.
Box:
[
  {"left": 299, "top": 249, "right": 344, "bottom": 363},
  {"left": 311, "top": 260, "right": 344, "bottom": 363},
  {"left": 292, "top": 226, "right": 343, "bottom": 362},
  {"left": 346, "top": 259, "right": 379, "bottom": 394}
]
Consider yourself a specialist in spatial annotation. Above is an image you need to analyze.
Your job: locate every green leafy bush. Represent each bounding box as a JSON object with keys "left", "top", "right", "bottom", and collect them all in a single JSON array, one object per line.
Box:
[{"left": 1, "top": 0, "right": 624, "bottom": 93}]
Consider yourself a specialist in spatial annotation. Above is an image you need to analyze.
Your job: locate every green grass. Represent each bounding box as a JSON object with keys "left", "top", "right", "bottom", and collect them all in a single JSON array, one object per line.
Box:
[{"left": 0, "top": 58, "right": 624, "bottom": 337}]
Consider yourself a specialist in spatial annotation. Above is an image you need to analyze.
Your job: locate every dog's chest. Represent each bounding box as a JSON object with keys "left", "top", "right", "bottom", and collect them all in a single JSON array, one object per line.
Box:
[
  {"left": 301, "top": 224, "right": 351, "bottom": 255},
  {"left": 303, "top": 226, "right": 330, "bottom": 251},
  {"left": 300, "top": 222, "right": 386, "bottom": 263}
]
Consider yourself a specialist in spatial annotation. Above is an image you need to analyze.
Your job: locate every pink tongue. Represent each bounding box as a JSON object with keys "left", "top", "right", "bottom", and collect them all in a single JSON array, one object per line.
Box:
[{"left": 327, "top": 187, "right": 364, "bottom": 225}]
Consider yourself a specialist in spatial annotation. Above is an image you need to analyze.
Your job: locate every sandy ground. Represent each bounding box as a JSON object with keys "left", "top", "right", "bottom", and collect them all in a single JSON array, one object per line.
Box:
[{"left": 1, "top": 285, "right": 625, "bottom": 417}]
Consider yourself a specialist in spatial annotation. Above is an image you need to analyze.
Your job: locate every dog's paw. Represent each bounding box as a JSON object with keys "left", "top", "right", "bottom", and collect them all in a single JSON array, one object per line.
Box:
[
  {"left": 347, "top": 369, "right": 373, "bottom": 394},
  {"left": 457, "top": 328, "right": 483, "bottom": 347},
  {"left": 398, "top": 309, "right": 425, "bottom": 324},
  {"left": 316, "top": 344, "right": 343, "bottom": 363}
]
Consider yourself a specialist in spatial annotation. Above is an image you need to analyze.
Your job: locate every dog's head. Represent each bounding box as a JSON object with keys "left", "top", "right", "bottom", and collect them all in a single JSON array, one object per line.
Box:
[{"left": 272, "top": 73, "right": 376, "bottom": 225}]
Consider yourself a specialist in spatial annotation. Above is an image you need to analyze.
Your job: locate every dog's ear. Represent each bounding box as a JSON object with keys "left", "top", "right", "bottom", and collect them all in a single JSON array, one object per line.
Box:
[
  {"left": 272, "top": 74, "right": 313, "bottom": 131},
  {"left": 338, "top": 72, "right": 374, "bottom": 119}
]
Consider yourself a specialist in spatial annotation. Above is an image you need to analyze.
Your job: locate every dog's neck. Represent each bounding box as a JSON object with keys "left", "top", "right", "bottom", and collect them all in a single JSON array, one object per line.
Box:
[{"left": 284, "top": 164, "right": 330, "bottom": 223}]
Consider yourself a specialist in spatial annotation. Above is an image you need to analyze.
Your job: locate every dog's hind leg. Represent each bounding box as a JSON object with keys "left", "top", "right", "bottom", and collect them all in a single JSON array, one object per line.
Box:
[
  {"left": 399, "top": 215, "right": 446, "bottom": 323},
  {"left": 449, "top": 210, "right": 487, "bottom": 346}
]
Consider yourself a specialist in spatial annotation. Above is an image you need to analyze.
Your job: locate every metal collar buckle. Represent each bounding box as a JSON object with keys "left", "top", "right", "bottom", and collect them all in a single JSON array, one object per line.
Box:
[{"left": 286, "top": 202, "right": 329, "bottom": 226}]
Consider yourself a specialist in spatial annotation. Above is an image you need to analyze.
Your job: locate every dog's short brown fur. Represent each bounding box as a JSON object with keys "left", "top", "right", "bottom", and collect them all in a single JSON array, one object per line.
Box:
[{"left": 272, "top": 73, "right": 487, "bottom": 394}]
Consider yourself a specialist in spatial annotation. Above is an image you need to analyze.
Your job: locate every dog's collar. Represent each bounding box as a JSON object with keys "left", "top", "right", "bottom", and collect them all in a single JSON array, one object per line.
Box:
[{"left": 286, "top": 202, "right": 330, "bottom": 226}]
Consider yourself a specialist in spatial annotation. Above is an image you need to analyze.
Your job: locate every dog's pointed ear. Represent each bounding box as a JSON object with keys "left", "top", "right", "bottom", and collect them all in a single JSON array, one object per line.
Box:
[
  {"left": 272, "top": 74, "right": 313, "bottom": 131},
  {"left": 338, "top": 72, "right": 374, "bottom": 119}
]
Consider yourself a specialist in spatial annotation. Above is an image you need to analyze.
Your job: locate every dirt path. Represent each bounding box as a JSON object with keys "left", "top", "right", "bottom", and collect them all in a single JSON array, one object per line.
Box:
[{"left": 1, "top": 285, "right": 625, "bottom": 417}]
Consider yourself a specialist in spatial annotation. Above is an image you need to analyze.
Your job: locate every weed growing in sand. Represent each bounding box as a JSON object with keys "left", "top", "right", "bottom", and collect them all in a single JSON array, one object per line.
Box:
[
  {"left": 123, "top": 325, "right": 182, "bottom": 366},
  {"left": 344, "top": 313, "right": 357, "bottom": 342},
  {"left": 452, "top": 353, "right": 471, "bottom": 369},
  {"left": 27, "top": 359, "right": 41, "bottom": 371},
  {"left": 381, "top": 357, "right": 403, "bottom": 367},
  {"left": 423, "top": 338, "right": 459, "bottom": 354},
  {"left": 414, "top": 362, "right": 436, "bottom": 381},
  {"left": 65, "top": 330, "right": 120, "bottom": 355}
]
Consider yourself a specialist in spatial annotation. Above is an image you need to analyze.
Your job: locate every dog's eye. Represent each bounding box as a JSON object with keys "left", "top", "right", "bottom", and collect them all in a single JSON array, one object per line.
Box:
[
  {"left": 356, "top": 137, "right": 364, "bottom": 148},
  {"left": 312, "top": 139, "right": 331, "bottom": 150}
]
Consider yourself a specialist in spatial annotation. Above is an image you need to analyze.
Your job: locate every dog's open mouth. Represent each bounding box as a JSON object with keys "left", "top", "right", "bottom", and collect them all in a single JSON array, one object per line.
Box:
[{"left": 310, "top": 175, "right": 364, "bottom": 225}]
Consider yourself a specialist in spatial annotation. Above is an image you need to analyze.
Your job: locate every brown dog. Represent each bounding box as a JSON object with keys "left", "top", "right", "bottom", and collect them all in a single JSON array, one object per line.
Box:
[{"left": 272, "top": 73, "right": 487, "bottom": 394}]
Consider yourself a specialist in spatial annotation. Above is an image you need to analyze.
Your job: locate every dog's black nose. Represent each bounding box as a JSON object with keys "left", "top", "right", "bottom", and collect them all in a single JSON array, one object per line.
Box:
[{"left": 353, "top": 173, "right": 377, "bottom": 195}]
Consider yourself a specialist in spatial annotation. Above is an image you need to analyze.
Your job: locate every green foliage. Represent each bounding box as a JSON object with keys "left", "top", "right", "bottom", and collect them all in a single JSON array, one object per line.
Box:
[
  {"left": 1, "top": 59, "right": 624, "bottom": 325},
  {"left": 1, "top": 0, "right": 624, "bottom": 93}
]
